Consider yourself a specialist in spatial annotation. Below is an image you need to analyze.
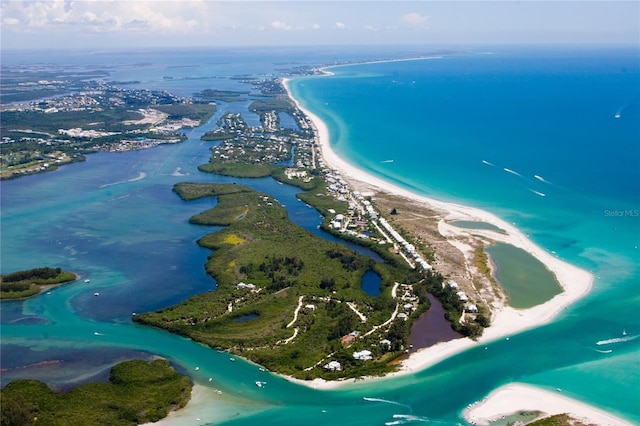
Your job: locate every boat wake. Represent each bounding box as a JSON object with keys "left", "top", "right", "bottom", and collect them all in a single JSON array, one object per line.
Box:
[
  {"left": 594, "top": 349, "right": 613, "bottom": 354},
  {"left": 503, "top": 167, "right": 524, "bottom": 178},
  {"left": 534, "top": 174, "right": 551, "bottom": 184},
  {"left": 128, "top": 172, "right": 146, "bottom": 182},
  {"left": 481, "top": 160, "right": 495, "bottom": 167},
  {"left": 381, "top": 159, "right": 394, "bottom": 163},
  {"left": 530, "top": 189, "right": 546, "bottom": 197},
  {"left": 596, "top": 334, "right": 638, "bottom": 346},
  {"left": 363, "top": 397, "right": 411, "bottom": 411},
  {"left": 100, "top": 172, "right": 147, "bottom": 188},
  {"left": 171, "top": 167, "right": 187, "bottom": 176},
  {"left": 385, "top": 414, "right": 432, "bottom": 425}
]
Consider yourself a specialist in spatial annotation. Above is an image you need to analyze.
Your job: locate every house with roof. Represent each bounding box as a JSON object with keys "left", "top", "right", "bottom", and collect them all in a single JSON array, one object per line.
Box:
[
  {"left": 324, "top": 360, "right": 342, "bottom": 371},
  {"left": 353, "top": 350, "right": 373, "bottom": 361}
]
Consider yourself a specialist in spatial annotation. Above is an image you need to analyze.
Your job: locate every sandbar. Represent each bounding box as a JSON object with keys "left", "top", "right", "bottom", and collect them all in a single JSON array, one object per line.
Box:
[{"left": 463, "top": 383, "right": 633, "bottom": 425}]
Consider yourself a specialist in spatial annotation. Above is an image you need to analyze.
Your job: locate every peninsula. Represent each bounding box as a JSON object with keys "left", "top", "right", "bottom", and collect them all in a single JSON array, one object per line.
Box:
[{"left": 135, "top": 78, "right": 493, "bottom": 381}]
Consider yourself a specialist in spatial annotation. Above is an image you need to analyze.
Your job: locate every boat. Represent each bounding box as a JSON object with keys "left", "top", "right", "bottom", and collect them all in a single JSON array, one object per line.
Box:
[
  {"left": 84, "top": 279, "right": 90, "bottom": 283},
  {"left": 255, "top": 381, "right": 266, "bottom": 388},
  {"left": 229, "top": 357, "right": 235, "bottom": 362},
  {"left": 623, "top": 329, "right": 627, "bottom": 336},
  {"left": 94, "top": 292, "right": 100, "bottom": 296},
  {"left": 615, "top": 112, "right": 621, "bottom": 119}
]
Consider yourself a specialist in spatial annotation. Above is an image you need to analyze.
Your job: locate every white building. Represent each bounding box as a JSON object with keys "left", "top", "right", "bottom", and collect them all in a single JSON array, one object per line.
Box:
[
  {"left": 353, "top": 350, "right": 373, "bottom": 361},
  {"left": 324, "top": 361, "right": 342, "bottom": 371},
  {"left": 237, "top": 282, "right": 256, "bottom": 290}
]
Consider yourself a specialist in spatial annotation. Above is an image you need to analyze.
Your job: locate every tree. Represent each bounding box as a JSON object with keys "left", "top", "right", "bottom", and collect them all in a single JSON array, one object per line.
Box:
[
  {"left": 390, "top": 208, "right": 398, "bottom": 215},
  {"left": 0, "top": 395, "right": 37, "bottom": 426}
]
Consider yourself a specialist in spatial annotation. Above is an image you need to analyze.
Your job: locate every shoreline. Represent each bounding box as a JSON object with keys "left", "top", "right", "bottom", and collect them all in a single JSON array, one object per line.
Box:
[
  {"left": 463, "top": 383, "right": 633, "bottom": 426},
  {"left": 282, "top": 75, "right": 593, "bottom": 385}
]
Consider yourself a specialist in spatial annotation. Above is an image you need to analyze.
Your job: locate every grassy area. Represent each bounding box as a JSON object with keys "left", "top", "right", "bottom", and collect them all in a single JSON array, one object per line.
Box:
[
  {"left": 0, "top": 359, "right": 191, "bottom": 426},
  {"left": 135, "top": 183, "right": 422, "bottom": 379},
  {"left": 154, "top": 103, "right": 216, "bottom": 121},
  {"left": 529, "top": 414, "right": 589, "bottom": 426},
  {"left": 1, "top": 267, "right": 77, "bottom": 300}
]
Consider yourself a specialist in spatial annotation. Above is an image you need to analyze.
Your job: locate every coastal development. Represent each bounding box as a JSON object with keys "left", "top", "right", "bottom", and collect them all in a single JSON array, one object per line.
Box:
[
  {"left": 1, "top": 57, "right": 633, "bottom": 426},
  {"left": 0, "top": 68, "right": 216, "bottom": 179}
]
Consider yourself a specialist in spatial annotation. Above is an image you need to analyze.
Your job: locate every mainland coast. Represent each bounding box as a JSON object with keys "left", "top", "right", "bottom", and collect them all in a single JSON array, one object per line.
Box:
[{"left": 280, "top": 74, "right": 634, "bottom": 425}]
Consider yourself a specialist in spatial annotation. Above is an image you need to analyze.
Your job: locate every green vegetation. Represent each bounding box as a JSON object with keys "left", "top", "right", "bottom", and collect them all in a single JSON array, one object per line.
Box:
[
  {"left": 248, "top": 96, "right": 296, "bottom": 115},
  {"left": 135, "top": 183, "right": 422, "bottom": 380},
  {"left": 154, "top": 103, "right": 216, "bottom": 121},
  {"left": 528, "top": 413, "right": 588, "bottom": 426},
  {"left": 194, "top": 89, "right": 250, "bottom": 102},
  {"left": 1, "top": 267, "right": 76, "bottom": 300},
  {"left": 0, "top": 359, "right": 191, "bottom": 426}
]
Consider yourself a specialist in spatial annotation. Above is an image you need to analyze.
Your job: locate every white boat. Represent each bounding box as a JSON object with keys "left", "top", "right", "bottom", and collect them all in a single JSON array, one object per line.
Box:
[
  {"left": 84, "top": 279, "right": 90, "bottom": 283},
  {"left": 623, "top": 329, "right": 627, "bottom": 336},
  {"left": 615, "top": 113, "right": 621, "bottom": 119},
  {"left": 94, "top": 292, "right": 100, "bottom": 296}
]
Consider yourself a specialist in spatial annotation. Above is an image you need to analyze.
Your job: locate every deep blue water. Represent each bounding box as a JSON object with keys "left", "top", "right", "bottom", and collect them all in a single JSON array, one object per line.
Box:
[
  {"left": 360, "top": 270, "right": 382, "bottom": 297},
  {"left": 1, "top": 46, "right": 639, "bottom": 424}
]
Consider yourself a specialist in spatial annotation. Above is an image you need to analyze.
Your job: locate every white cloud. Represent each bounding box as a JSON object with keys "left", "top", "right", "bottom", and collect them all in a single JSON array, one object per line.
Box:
[
  {"left": 271, "top": 20, "right": 292, "bottom": 31},
  {"left": 402, "top": 12, "right": 428, "bottom": 26},
  {"left": 0, "top": 0, "right": 203, "bottom": 34},
  {"left": 334, "top": 21, "right": 347, "bottom": 30},
  {"left": 312, "top": 23, "right": 321, "bottom": 30}
]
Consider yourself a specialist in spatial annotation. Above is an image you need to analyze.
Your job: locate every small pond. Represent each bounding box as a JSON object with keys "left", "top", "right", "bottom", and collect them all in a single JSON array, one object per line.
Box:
[
  {"left": 360, "top": 269, "right": 382, "bottom": 297},
  {"left": 232, "top": 313, "right": 259, "bottom": 322}
]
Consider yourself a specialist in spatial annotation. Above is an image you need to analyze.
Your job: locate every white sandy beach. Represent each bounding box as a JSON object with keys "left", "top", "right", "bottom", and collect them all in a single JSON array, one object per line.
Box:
[
  {"left": 283, "top": 75, "right": 592, "bottom": 357},
  {"left": 463, "top": 383, "right": 633, "bottom": 425}
]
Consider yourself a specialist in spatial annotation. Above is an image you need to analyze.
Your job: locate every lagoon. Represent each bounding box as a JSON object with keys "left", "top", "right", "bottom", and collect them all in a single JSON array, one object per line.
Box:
[{"left": 485, "top": 243, "right": 562, "bottom": 309}]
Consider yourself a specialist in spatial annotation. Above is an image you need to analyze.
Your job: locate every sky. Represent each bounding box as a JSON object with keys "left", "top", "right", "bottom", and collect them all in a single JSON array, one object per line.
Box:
[{"left": 0, "top": 1, "right": 638, "bottom": 50}]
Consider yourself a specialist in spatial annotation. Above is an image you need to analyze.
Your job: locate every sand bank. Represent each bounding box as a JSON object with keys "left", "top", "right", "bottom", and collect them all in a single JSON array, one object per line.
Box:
[
  {"left": 140, "top": 384, "right": 264, "bottom": 425},
  {"left": 282, "top": 76, "right": 594, "bottom": 387},
  {"left": 463, "top": 383, "right": 633, "bottom": 425}
]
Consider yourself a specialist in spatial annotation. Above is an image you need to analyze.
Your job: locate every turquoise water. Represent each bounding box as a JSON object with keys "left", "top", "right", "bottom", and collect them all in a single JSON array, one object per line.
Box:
[{"left": 2, "top": 47, "right": 639, "bottom": 424}]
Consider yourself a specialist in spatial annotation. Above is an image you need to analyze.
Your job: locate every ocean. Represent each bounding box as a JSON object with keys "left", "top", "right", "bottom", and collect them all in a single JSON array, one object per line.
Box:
[{"left": 1, "top": 46, "right": 639, "bottom": 425}]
